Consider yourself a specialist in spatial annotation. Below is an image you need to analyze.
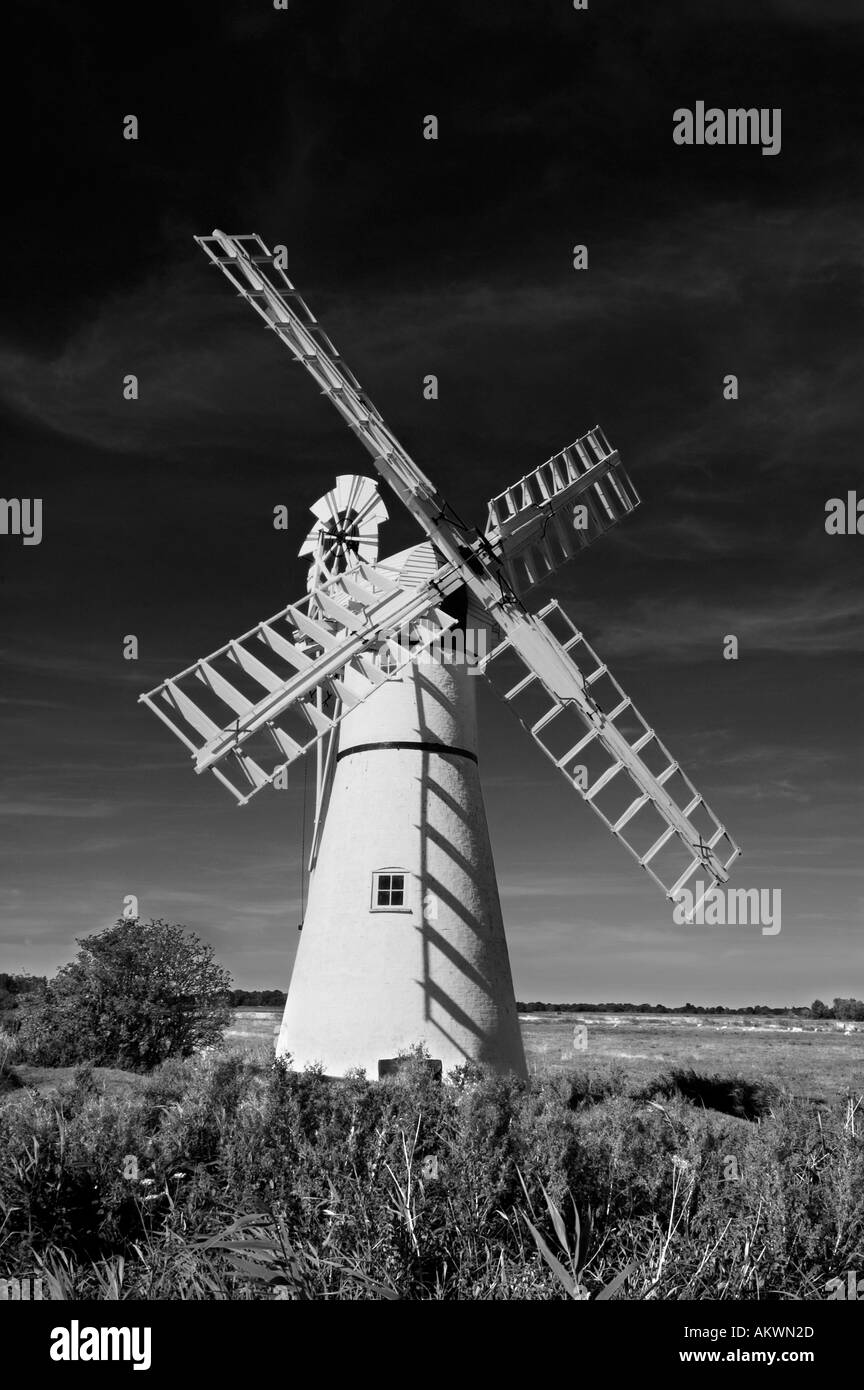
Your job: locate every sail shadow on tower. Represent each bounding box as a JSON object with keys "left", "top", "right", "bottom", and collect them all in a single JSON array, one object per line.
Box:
[{"left": 140, "top": 229, "right": 742, "bottom": 1079}]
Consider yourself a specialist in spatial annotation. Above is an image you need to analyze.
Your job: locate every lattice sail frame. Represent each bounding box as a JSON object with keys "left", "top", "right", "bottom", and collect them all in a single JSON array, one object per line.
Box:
[
  {"left": 486, "top": 427, "right": 641, "bottom": 595},
  {"left": 140, "top": 559, "right": 460, "bottom": 804},
  {"left": 480, "top": 600, "right": 740, "bottom": 911}
]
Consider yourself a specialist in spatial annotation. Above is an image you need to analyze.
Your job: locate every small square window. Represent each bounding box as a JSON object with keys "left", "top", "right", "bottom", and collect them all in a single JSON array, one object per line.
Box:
[{"left": 372, "top": 870, "right": 407, "bottom": 910}]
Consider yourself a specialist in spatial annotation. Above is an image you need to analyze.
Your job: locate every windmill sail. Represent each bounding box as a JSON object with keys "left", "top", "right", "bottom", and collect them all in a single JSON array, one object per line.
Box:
[
  {"left": 140, "top": 560, "right": 459, "bottom": 803},
  {"left": 486, "top": 429, "right": 641, "bottom": 595},
  {"left": 480, "top": 598, "right": 740, "bottom": 911}
]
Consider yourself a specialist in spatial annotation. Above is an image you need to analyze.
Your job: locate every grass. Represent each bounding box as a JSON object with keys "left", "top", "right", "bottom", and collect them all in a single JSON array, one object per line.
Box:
[
  {"left": 0, "top": 1041, "right": 862, "bottom": 1300},
  {"left": 518, "top": 1012, "right": 864, "bottom": 1104}
]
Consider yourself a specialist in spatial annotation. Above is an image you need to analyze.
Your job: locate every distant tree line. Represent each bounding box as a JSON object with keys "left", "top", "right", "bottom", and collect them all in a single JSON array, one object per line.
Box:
[
  {"left": 811, "top": 998, "right": 864, "bottom": 1021},
  {"left": 516, "top": 999, "right": 864, "bottom": 1018},
  {"left": 228, "top": 989, "right": 287, "bottom": 1007}
]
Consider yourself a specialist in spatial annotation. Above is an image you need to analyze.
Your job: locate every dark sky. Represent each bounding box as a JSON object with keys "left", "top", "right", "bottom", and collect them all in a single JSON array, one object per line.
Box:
[{"left": 2, "top": 0, "right": 862, "bottom": 1003}]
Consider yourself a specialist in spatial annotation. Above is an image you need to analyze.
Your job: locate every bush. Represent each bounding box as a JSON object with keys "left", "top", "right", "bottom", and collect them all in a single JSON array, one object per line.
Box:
[
  {"left": 16, "top": 919, "right": 232, "bottom": 1071},
  {"left": 636, "top": 1068, "right": 779, "bottom": 1121}
]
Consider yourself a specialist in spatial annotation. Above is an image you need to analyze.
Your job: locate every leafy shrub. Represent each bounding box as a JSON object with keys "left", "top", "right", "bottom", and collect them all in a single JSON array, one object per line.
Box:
[
  {"left": 15, "top": 919, "right": 231, "bottom": 1071},
  {"left": 636, "top": 1068, "right": 779, "bottom": 1121}
]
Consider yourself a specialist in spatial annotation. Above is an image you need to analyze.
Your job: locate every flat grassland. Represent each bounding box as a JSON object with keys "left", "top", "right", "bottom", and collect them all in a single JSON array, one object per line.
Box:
[{"left": 226, "top": 1008, "right": 864, "bottom": 1102}]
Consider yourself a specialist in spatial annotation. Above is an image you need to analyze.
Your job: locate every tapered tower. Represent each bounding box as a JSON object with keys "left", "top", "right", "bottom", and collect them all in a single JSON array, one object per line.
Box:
[{"left": 278, "top": 629, "right": 526, "bottom": 1078}]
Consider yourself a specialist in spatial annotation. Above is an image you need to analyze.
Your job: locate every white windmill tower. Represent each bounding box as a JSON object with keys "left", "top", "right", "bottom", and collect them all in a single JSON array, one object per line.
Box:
[
  {"left": 288, "top": 475, "right": 524, "bottom": 1077},
  {"left": 140, "top": 229, "right": 741, "bottom": 1080}
]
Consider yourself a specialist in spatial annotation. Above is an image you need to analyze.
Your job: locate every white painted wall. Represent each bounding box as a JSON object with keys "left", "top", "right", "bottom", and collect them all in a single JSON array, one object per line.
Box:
[{"left": 277, "top": 655, "right": 526, "bottom": 1078}]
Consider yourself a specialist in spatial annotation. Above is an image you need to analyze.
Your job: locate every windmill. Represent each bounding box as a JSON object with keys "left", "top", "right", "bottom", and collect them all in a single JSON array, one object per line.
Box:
[{"left": 140, "top": 229, "right": 741, "bottom": 1079}]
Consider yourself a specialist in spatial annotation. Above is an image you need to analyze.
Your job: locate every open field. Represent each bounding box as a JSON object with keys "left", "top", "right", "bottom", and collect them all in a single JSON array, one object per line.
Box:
[{"left": 225, "top": 1008, "right": 864, "bottom": 1103}]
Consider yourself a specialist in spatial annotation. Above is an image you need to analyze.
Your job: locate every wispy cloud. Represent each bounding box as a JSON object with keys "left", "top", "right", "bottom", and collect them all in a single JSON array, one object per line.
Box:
[
  {"left": 3, "top": 200, "right": 860, "bottom": 470},
  {"left": 562, "top": 582, "right": 864, "bottom": 658}
]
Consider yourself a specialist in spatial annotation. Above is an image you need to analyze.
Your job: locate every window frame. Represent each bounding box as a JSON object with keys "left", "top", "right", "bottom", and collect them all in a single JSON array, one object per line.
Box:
[{"left": 370, "top": 868, "right": 412, "bottom": 913}]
